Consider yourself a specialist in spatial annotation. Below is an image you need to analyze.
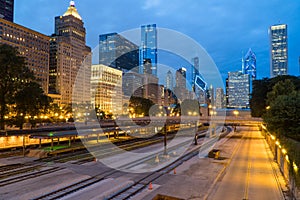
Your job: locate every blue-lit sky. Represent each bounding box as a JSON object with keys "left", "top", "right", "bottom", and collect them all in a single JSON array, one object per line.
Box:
[{"left": 15, "top": 0, "right": 300, "bottom": 84}]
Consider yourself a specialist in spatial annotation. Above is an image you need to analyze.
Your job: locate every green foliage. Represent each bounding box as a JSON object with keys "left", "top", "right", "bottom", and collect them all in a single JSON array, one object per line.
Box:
[
  {"left": 0, "top": 44, "right": 35, "bottom": 129},
  {"left": 180, "top": 99, "right": 201, "bottom": 116},
  {"left": 129, "top": 96, "right": 154, "bottom": 116},
  {"left": 266, "top": 79, "right": 296, "bottom": 105},
  {"left": 250, "top": 78, "right": 270, "bottom": 117},
  {"left": 250, "top": 75, "right": 300, "bottom": 117},
  {"left": 263, "top": 91, "right": 300, "bottom": 140},
  {"left": 14, "top": 82, "right": 52, "bottom": 128}
]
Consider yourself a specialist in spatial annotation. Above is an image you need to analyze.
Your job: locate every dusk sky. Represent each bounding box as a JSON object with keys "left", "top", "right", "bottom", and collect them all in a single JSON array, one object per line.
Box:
[{"left": 14, "top": 0, "right": 300, "bottom": 85}]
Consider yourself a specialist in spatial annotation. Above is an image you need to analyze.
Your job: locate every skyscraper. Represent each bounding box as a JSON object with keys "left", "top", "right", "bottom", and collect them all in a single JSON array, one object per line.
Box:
[
  {"left": 243, "top": 48, "right": 256, "bottom": 80},
  {"left": 192, "top": 57, "right": 200, "bottom": 89},
  {"left": 139, "top": 24, "right": 157, "bottom": 76},
  {"left": 227, "top": 71, "right": 250, "bottom": 108},
  {"left": 166, "top": 70, "right": 174, "bottom": 90},
  {"left": 0, "top": 0, "right": 14, "bottom": 22},
  {"left": 269, "top": 24, "right": 288, "bottom": 77},
  {"left": 176, "top": 67, "right": 187, "bottom": 88},
  {"left": 174, "top": 67, "right": 188, "bottom": 101},
  {"left": 49, "top": 1, "right": 91, "bottom": 105},
  {"left": 215, "top": 88, "right": 225, "bottom": 109},
  {"left": 99, "top": 33, "right": 139, "bottom": 72}
]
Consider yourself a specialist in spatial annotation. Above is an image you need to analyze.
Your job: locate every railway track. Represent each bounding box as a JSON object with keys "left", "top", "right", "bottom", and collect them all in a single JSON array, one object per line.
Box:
[
  {"left": 0, "top": 166, "right": 61, "bottom": 187},
  {"left": 0, "top": 133, "right": 180, "bottom": 188},
  {"left": 32, "top": 128, "right": 224, "bottom": 200}
]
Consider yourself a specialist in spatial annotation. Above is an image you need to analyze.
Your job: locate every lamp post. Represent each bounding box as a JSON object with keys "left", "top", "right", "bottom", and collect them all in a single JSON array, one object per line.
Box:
[
  {"left": 209, "top": 109, "right": 217, "bottom": 137},
  {"left": 233, "top": 110, "right": 239, "bottom": 132}
]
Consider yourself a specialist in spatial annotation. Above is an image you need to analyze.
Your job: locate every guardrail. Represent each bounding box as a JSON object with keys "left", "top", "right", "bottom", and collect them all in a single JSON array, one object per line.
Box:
[{"left": 261, "top": 124, "right": 300, "bottom": 200}]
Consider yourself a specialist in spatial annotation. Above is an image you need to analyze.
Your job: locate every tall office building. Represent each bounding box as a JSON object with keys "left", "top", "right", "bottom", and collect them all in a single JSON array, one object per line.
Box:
[
  {"left": 209, "top": 84, "right": 214, "bottom": 106},
  {"left": 174, "top": 67, "right": 188, "bottom": 101},
  {"left": 227, "top": 71, "right": 250, "bottom": 108},
  {"left": 166, "top": 70, "right": 174, "bottom": 90},
  {"left": 0, "top": 18, "right": 50, "bottom": 93},
  {"left": 139, "top": 24, "right": 157, "bottom": 76},
  {"left": 175, "top": 67, "right": 187, "bottom": 88},
  {"left": 0, "top": 0, "right": 14, "bottom": 22},
  {"left": 91, "top": 64, "right": 122, "bottom": 116},
  {"left": 269, "top": 24, "right": 288, "bottom": 77},
  {"left": 242, "top": 48, "right": 256, "bottom": 80},
  {"left": 49, "top": 1, "right": 91, "bottom": 105},
  {"left": 215, "top": 88, "right": 225, "bottom": 109},
  {"left": 192, "top": 57, "right": 199, "bottom": 90},
  {"left": 99, "top": 33, "right": 139, "bottom": 72}
]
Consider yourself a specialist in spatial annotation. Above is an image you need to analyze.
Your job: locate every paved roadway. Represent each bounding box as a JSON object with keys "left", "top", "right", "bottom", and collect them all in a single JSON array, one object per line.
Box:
[{"left": 208, "top": 126, "right": 284, "bottom": 200}]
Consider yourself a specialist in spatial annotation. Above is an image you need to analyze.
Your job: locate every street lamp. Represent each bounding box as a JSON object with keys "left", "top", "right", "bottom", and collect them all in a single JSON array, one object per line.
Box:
[{"left": 233, "top": 110, "right": 239, "bottom": 131}]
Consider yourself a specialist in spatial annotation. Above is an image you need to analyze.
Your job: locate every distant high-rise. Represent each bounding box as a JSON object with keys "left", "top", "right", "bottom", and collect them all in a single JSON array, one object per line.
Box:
[
  {"left": 139, "top": 24, "right": 157, "bottom": 76},
  {"left": 227, "top": 71, "right": 250, "bottom": 108},
  {"left": 269, "top": 24, "right": 288, "bottom": 77},
  {"left": 243, "top": 48, "right": 256, "bottom": 80},
  {"left": 0, "top": 0, "right": 14, "bottom": 22},
  {"left": 49, "top": 1, "right": 91, "bottom": 105},
  {"left": 175, "top": 67, "right": 187, "bottom": 88},
  {"left": 215, "top": 88, "right": 225, "bottom": 109},
  {"left": 191, "top": 57, "right": 199, "bottom": 91},
  {"left": 0, "top": 18, "right": 50, "bottom": 93},
  {"left": 174, "top": 67, "right": 188, "bottom": 101},
  {"left": 166, "top": 70, "right": 174, "bottom": 90},
  {"left": 99, "top": 33, "right": 139, "bottom": 72}
]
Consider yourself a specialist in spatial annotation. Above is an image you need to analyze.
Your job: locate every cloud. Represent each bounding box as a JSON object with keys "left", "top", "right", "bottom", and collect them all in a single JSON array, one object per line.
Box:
[{"left": 142, "top": 0, "right": 162, "bottom": 10}]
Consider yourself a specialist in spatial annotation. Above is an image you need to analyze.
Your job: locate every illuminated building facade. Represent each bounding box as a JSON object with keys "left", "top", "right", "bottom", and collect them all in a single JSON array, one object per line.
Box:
[
  {"left": 49, "top": 1, "right": 91, "bottom": 105},
  {"left": 242, "top": 48, "right": 256, "bottom": 80},
  {"left": 0, "top": 0, "right": 14, "bottom": 22},
  {"left": 99, "top": 32, "right": 139, "bottom": 72},
  {"left": 139, "top": 24, "right": 157, "bottom": 76},
  {"left": 91, "top": 64, "right": 122, "bottom": 116},
  {"left": 227, "top": 71, "right": 250, "bottom": 108},
  {"left": 269, "top": 24, "right": 288, "bottom": 77},
  {"left": 0, "top": 18, "right": 50, "bottom": 93}
]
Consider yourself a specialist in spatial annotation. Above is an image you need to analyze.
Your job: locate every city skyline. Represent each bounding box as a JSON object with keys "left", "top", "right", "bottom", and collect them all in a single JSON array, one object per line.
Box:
[{"left": 14, "top": 0, "right": 300, "bottom": 82}]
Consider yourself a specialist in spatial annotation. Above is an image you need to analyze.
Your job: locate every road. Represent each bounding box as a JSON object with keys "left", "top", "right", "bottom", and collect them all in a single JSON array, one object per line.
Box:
[{"left": 208, "top": 126, "right": 284, "bottom": 200}]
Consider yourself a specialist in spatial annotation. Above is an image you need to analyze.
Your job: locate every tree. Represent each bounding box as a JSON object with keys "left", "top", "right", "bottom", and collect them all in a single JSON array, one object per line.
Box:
[
  {"left": 250, "top": 75, "right": 300, "bottom": 117},
  {"left": 250, "top": 78, "right": 269, "bottom": 117},
  {"left": 129, "top": 96, "right": 154, "bottom": 116},
  {"left": 266, "top": 79, "right": 296, "bottom": 105},
  {"left": 263, "top": 91, "right": 300, "bottom": 140},
  {"left": 0, "top": 44, "right": 34, "bottom": 129},
  {"left": 14, "top": 82, "right": 51, "bottom": 129}
]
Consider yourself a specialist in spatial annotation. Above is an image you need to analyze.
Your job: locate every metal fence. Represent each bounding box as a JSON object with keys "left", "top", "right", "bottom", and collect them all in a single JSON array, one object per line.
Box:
[{"left": 261, "top": 125, "right": 300, "bottom": 200}]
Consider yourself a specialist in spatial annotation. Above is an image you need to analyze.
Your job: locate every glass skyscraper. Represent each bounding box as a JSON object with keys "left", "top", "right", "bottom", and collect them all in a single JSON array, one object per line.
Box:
[
  {"left": 99, "top": 33, "right": 139, "bottom": 72},
  {"left": 269, "top": 24, "right": 288, "bottom": 77},
  {"left": 139, "top": 24, "right": 157, "bottom": 76},
  {"left": 166, "top": 70, "right": 174, "bottom": 90},
  {"left": 243, "top": 48, "right": 256, "bottom": 80}
]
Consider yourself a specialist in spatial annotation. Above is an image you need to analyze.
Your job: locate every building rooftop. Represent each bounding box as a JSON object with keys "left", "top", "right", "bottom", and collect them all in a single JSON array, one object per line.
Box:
[{"left": 63, "top": 1, "right": 82, "bottom": 20}]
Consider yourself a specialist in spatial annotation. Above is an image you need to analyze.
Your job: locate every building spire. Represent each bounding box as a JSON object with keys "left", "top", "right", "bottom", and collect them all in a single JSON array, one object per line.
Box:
[
  {"left": 70, "top": 1, "right": 75, "bottom": 7},
  {"left": 63, "top": 0, "right": 82, "bottom": 20}
]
